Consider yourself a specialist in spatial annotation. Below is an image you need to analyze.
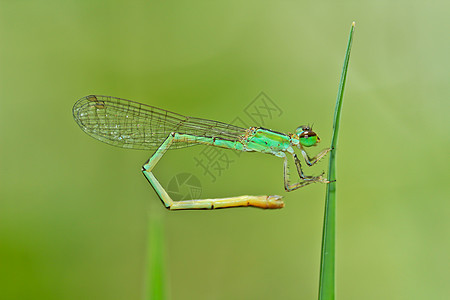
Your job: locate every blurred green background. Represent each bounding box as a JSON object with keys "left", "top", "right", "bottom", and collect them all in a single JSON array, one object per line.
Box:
[{"left": 1, "top": 1, "right": 449, "bottom": 299}]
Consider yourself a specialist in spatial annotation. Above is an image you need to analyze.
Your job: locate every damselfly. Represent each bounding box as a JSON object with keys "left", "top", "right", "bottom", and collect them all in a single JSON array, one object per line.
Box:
[{"left": 73, "top": 95, "right": 331, "bottom": 210}]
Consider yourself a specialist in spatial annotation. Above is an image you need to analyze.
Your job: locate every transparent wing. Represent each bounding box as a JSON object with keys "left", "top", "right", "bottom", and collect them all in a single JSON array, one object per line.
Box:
[{"left": 73, "top": 95, "right": 247, "bottom": 150}]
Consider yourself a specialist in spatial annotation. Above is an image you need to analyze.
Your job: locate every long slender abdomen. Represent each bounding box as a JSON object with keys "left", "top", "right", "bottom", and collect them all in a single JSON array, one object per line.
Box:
[{"left": 174, "top": 133, "right": 250, "bottom": 152}]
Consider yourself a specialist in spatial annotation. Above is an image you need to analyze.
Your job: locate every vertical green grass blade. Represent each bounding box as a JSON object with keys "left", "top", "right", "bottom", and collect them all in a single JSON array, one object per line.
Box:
[
  {"left": 147, "top": 215, "right": 166, "bottom": 300},
  {"left": 318, "top": 22, "right": 355, "bottom": 300}
]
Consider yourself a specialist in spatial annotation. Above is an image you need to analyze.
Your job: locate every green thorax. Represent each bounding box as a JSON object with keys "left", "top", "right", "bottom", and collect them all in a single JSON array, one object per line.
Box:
[{"left": 244, "top": 128, "right": 291, "bottom": 154}]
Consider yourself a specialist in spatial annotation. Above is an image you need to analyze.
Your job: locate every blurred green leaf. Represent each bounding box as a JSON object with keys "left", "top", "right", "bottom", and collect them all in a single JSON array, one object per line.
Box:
[{"left": 147, "top": 216, "right": 166, "bottom": 300}]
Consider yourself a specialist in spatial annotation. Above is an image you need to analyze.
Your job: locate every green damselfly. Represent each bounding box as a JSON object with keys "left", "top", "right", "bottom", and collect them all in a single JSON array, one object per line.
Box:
[{"left": 73, "top": 95, "right": 331, "bottom": 210}]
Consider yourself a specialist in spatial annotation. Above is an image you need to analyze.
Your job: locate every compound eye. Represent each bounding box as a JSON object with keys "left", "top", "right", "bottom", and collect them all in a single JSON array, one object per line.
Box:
[
  {"left": 295, "top": 125, "right": 310, "bottom": 135},
  {"left": 299, "top": 131, "right": 318, "bottom": 147}
]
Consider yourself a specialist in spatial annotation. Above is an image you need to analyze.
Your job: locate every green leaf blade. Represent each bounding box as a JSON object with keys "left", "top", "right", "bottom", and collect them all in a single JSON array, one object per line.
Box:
[
  {"left": 147, "top": 215, "right": 166, "bottom": 300},
  {"left": 318, "top": 21, "right": 355, "bottom": 300}
]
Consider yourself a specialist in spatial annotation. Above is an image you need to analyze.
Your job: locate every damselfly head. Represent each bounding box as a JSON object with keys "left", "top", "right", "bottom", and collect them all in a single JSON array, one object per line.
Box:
[{"left": 295, "top": 125, "right": 320, "bottom": 147}]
